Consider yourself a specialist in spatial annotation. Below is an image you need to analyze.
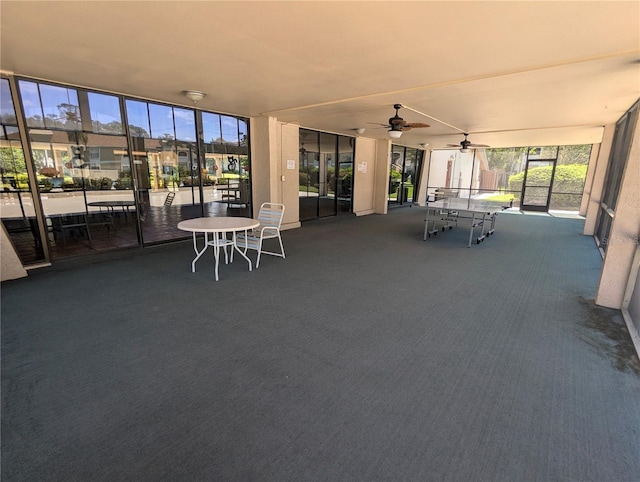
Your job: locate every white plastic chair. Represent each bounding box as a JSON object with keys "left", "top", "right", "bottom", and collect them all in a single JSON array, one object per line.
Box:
[{"left": 235, "top": 203, "right": 285, "bottom": 268}]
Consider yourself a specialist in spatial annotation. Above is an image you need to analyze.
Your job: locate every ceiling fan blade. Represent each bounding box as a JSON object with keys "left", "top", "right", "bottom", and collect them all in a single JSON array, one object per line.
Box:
[
  {"left": 446, "top": 144, "right": 460, "bottom": 147},
  {"left": 367, "top": 122, "right": 389, "bottom": 127},
  {"left": 403, "top": 122, "right": 430, "bottom": 128},
  {"left": 468, "top": 143, "right": 490, "bottom": 147},
  {"left": 389, "top": 118, "right": 407, "bottom": 126}
]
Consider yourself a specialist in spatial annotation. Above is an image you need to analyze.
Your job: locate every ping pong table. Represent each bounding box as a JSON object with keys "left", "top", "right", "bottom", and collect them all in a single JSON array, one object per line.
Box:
[{"left": 423, "top": 198, "right": 508, "bottom": 247}]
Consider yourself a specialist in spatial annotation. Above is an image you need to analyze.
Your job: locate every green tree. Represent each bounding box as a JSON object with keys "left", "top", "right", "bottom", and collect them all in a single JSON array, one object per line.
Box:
[{"left": 558, "top": 145, "right": 591, "bottom": 165}]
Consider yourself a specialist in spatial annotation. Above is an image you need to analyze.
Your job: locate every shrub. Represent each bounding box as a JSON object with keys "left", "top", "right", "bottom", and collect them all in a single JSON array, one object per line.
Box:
[{"left": 508, "top": 164, "right": 587, "bottom": 208}]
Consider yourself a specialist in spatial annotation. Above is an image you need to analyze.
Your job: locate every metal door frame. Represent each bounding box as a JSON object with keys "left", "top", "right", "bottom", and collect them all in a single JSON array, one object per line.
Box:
[{"left": 520, "top": 147, "right": 558, "bottom": 212}]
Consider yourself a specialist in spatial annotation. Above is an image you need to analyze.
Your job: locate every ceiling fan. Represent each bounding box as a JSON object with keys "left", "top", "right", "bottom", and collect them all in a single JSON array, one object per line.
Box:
[
  {"left": 446, "top": 133, "right": 490, "bottom": 152},
  {"left": 369, "top": 104, "right": 430, "bottom": 138}
]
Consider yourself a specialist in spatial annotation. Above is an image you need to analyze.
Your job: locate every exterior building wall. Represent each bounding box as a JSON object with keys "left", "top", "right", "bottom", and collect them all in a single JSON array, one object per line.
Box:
[
  {"left": 595, "top": 115, "right": 640, "bottom": 308},
  {"left": 624, "top": 246, "right": 640, "bottom": 354}
]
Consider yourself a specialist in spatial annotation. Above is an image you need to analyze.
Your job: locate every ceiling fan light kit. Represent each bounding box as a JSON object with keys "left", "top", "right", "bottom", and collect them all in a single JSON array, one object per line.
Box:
[
  {"left": 447, "top": 133, "right": 490, "bottom": 152},
  {"left": 369, "top": 104, "right": 430, "bottom": 140}
]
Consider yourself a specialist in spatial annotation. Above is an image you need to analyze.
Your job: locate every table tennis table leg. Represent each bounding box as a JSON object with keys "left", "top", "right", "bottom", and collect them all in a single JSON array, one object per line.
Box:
[
  {"left": 486, "top": 213, "right": 497, "bottom": 237},
  {"left": 468, "top": 213, "right": 476, "bottom": 247},
  {"left": 424, "top": 209, "right": 441, "bottom": 240}
]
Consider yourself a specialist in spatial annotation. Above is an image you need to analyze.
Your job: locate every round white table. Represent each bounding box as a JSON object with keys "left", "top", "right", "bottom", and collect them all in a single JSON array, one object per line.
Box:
[{"left": 178, "top": 217, "right": 260, "bottom": 281}]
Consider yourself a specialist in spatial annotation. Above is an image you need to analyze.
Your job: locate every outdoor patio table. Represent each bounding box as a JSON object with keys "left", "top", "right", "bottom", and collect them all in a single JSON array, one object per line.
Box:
[{"left": 177, "top": 217, "right": 260, "bottom": 281}]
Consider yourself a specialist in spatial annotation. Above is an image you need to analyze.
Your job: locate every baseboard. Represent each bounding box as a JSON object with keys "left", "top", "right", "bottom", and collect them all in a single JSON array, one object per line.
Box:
[{"left": 622, "top": 308, "right": 640, "bottom": 360}]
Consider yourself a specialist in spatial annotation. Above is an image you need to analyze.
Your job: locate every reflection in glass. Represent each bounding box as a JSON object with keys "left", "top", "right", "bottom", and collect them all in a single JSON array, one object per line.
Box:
[
  {"left": 202, "top": 112, "right": 222, "bottom": 144},
  {"left": 337, "top": 135, "right": 354, "bottom": 213},
  {"left": 318, "top": 132, "right": 335, "bottom": 218},
  {"left": 1, "top": 132, "right": 45, "bottom": 264},
  {"left": 221, "top": 115, "right": 239, "bottom": 144},
  {"left": 88, "top": 92, "right": 123, "bottom": 134},
  {"left": 0, "top": 79, "right": 45, "bottom": 265},
  {"left": 1, "top": 79, "right": 17, "bottom": 125},
  {"left": 403, "top": 148, "right": 417, "bottom": 203},
  {"left": 174, "top": 108, "right": 196, "bottom": 142},
  {"left": 40, "top": 84, "right": 81, "bottom": 130},
  {"left": 19, "top": 81, "right": 45, "bottom": 128},
  {"left": 299, "top": 129, "right": 353, "bottom": 220},
  {"left": 126, "top": 100, "right": 150, "bottom": 137},
  {"left": 388, "top": 145, "right": 404, "bottom": 203},
  {"left": 149, "top": 104, "right": 174, "bottom": 139},
  {"left": 6, "top": 78, "right": 252, "bottom": 261}
]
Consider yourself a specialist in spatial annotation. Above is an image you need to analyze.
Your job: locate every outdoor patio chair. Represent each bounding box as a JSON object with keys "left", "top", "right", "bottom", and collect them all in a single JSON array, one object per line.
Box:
[
  {"left": 164, "top": 191, "right": 176, "bottom": 206},
  {"left": 235, "top": 202, "right": 285, "bottom": 268}
]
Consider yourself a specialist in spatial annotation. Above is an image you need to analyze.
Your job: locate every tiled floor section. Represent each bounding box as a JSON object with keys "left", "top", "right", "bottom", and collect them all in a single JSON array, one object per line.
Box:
[{"left": 5, "top": 201, "right": 251, "bottom": 265}]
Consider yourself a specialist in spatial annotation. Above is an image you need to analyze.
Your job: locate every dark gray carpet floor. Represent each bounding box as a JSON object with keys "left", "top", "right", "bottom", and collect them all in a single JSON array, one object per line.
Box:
[{"left": 2, "top": 207, "right": 639, "bottom": 481}]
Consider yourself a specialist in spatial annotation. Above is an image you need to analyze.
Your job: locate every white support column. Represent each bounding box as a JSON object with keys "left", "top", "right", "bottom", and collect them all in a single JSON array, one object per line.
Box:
[
  {"left": 374, "top": 139, "right": 391, "bottom": 214},
  {"left": 353, "top": 137, "right": 377, "bottom": 216},
  {"left": 249, "top": 117, "right": 300, "bottom": 230},
  {"left": 583, "top": 124, "right": 614, "bottom": 235}
]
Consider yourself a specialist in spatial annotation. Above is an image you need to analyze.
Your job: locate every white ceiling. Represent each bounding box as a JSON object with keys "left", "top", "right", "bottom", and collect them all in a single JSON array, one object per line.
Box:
[{"left": 2, "top": 1, "right": 639, "bottom": 149}]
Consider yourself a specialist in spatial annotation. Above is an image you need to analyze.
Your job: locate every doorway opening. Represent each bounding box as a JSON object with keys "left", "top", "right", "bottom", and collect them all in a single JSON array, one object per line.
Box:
[{"left": 299, "top": 129, "right": 354, "bottom": 221}]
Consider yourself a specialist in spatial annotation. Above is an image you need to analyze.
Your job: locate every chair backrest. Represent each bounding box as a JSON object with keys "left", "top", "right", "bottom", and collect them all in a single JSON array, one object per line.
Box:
[
  {"left": 164, "top": 191, "right": 176, "bottom": 206},
  {"left": 257, "top": 202, "right": 285, "bottom": 229}
]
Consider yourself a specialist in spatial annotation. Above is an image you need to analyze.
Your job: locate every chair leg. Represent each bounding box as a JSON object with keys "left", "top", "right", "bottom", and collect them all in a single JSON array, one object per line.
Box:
[
  {"left": 277, "top": 234, "right": 285, "bottom": 259},
  {"left": 256, "top": 238, "right": 264, "bottom": 268}
]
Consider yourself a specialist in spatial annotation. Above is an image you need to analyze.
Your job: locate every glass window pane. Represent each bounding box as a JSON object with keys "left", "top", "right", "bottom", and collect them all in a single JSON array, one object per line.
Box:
[
  {"left": 238, "top": 119, "right": 248, "bottom": 155},
  {"left": 203, "top": 113, "right": 225, "bottom": 160},
  {"left": 1, "top": 79, "right": 17, "bottom": 125},
  {"left": 149, "top": 103, "right": 174, "bottom": 139},
  {"left": 174, "top": 107, "right": 196, "bottom": 142},
  {"left": 337, "top": 135, "right": 354, "bottom": 213},
  {"left": 404, "top": 148, "right": 417, "bottom": 202},
  {"left": 126, "top": 100, "right": 150, "bottom": 137},
  {"left": 40, "top": 84, "right": 81, "bottom": 130},
  {"left": 221, "top": 115, "right": 238, "bottom": 154},
  {"left": 389, "top": 145, "right": 404, "bottom": 202},
  {"left": 18, "top": 80, "right": 44, "bottom": 128},
  {"left": 88, "top": 92, "right": 123, "bottom": 134},
  {"left": 202, "top": 112, "right": 221, "bottom": 144},
  {"left": 527, "top": 146, "right": 558, "bottom": 159}
]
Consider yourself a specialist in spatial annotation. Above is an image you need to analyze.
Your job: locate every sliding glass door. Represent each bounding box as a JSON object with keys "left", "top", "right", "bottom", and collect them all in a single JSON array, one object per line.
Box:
[
  {"left": 299, "top": 129, "right": 354, "bottom": 221},
  {"left": 388, "top": 145, "right": 422, "bottom": 207},
  {"left": 5, "top": 75, "right": 251, "bottom": 262}
]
